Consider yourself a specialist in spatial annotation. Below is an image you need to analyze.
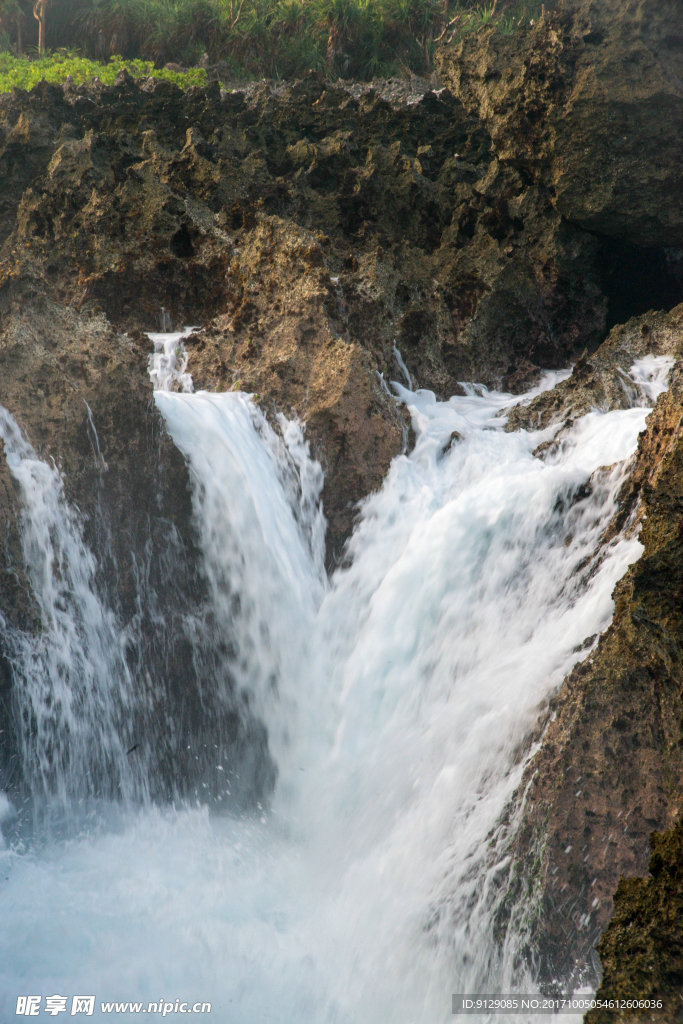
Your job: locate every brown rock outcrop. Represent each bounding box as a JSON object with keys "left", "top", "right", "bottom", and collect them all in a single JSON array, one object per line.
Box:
[
  {"left": 507, "top": 306, "right": 683, "bottom": 433},
  {"left": 495, "top": 307, "right": 683, "bottom": 989},
  {"left": 0, "top": 72, "right": 618, "bottom": 555},
  {"left": 437, "top": 0, "right": 683, "bottom": 248},
  {"left": 586, "top": 818, "right": 683, "bottom": 1023}
]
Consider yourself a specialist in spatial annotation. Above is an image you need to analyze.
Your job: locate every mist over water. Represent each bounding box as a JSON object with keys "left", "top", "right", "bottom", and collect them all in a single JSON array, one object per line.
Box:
[{"left": 0, "top": 342, "right": 673, "bottom": 1022}]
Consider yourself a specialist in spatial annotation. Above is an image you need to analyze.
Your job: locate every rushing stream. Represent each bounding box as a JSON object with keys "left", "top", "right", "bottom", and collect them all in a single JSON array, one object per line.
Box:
[{"left": 0, "top": 334, "right": 674, "bottom": 1022}]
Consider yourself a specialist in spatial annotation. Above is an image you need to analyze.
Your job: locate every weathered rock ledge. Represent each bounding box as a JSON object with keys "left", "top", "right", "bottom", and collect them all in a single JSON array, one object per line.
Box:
[
  {"left": 437, "top": 0, "right": 683, "bottom": 248},
  {"left": 0, "top": 66, "right": 629, "bottom": 555}
]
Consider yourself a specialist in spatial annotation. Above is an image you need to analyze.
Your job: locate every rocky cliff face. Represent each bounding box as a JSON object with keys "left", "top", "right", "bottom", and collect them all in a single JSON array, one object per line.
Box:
[
  {"left": 1, "top": 0, "right": 683, "bottom": 1000},
  {"left": 586, "top": 816, "right": 683, "bottom": 1023},
  {"left": 437, "top": 0, "right": 683, "bottom": 249},
  {"left": 436, "top": 0, "right": 683, "bottom": 1003},
  {"left": 436, "top": 0, "right": 683, "bottom": 999},
  {"left": 493, "top": 306, "right": 683, "bottom": 990},
  {"left": 0, "top": 66, "right": 639, "bottom": 555}
]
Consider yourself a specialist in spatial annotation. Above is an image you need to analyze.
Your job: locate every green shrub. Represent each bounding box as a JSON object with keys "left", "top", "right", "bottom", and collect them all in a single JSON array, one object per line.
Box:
[{"left": 0, "top": 50, "right": 208, "bottom": 92}]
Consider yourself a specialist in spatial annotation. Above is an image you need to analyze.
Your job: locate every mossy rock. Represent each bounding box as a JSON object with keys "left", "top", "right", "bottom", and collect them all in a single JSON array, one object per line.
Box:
[{"left": 587, "top": 818, "right": 683, "bottom": 1022}]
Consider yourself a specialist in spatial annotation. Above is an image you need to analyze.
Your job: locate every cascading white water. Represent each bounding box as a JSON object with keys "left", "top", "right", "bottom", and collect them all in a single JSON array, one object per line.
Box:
[
  {"left": 0, "top": 408, "right": 138, "bottom": 811},
  {"left": 152, "top": 390, "right": 326, "bottom": 782},
  {"left": 148, "top": 327, "right": 197, "bottom": 393},
  {"left": 0, "top": 338, "right": 673, "bottom": 1022}
]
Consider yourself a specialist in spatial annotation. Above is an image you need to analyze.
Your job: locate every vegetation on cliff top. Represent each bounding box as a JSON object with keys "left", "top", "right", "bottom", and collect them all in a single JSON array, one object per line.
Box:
[
  {"left": 0, "top": 51, "right": 207, "bottom": 91},
  {"left": 0, "top": 0, "right": 544, "bottom": 82}
]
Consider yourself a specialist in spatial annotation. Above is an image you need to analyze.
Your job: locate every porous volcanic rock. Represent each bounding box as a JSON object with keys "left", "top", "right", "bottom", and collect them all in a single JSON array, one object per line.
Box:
[
  {"left": 0, "top": 71, "right": 618, "bottom": 554},
  {"left": 492, "top": 306, "right": 683, "bottom": 990},
  {"left": 506, "top": 306, "right": 683, "bottom": 433},
  {"left": 437, "top": 0, "right": 683, "bottom": 248},
  {"left": 585, "top": 818, "right": 683, "bottom": 1023}
]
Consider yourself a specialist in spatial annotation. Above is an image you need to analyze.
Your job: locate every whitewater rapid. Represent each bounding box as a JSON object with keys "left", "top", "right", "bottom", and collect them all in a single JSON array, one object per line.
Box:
[{"left": 0, "top": 339, "right": 673, "bottom": 1022}]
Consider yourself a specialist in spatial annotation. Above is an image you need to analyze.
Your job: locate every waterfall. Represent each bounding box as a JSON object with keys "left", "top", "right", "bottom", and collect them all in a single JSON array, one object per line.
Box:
[
  {"left": 0, "top": 407, "right": 138, "bottom": 812},
  {"left": 152, "top": 388, "right": 327, "bottom": 795},
  {"left": 0, "top": 338, "right": 673, "bottom": 1022}
]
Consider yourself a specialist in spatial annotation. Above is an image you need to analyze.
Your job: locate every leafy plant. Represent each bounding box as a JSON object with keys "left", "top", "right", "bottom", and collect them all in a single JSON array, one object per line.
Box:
[{"left": 0, "top": 49, "right": 209, "bottom": 91}]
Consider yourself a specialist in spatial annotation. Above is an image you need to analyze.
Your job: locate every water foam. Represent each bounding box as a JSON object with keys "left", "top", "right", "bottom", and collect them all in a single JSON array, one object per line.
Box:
[
  {"left": 0, "top": 354, "right": 673, "bottom": 1022},
  {"left": 0, "top": 408, "right": 137, "bottom": 811}
]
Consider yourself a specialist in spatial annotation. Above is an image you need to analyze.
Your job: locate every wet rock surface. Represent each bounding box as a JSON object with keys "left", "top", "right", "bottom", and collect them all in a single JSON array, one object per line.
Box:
[
  {"left": 586, "top": 818, "right": 683, "bottom": 1023},
  {"left": 506, "top": 307, "right": 683, "bottom": 433},
  {"left": 494, "top": 306, "right": 683, "bottom": 992}
]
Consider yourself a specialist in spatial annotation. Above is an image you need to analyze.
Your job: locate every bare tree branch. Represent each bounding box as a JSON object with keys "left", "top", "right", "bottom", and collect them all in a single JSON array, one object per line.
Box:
[{"left": 434, "top": 12, "right": 463, "bottom": 43}]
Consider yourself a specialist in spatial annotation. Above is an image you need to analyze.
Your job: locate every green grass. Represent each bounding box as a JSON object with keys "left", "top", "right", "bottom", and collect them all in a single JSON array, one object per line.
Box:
[
  {"left": 0, "top": 51, "right": 208, "bottom": 92},
  {"left": 0, "top": 0, "right": 547, "bottom": 84}
]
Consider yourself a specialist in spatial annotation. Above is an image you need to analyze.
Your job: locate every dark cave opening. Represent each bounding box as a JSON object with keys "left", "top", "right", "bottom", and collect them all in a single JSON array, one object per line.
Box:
[
  {"left": 170, "top": 224, "right": 195, "bottom": 259},
  {"left": 600, "top": 238, "right": 683, "bottom": 331}
]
